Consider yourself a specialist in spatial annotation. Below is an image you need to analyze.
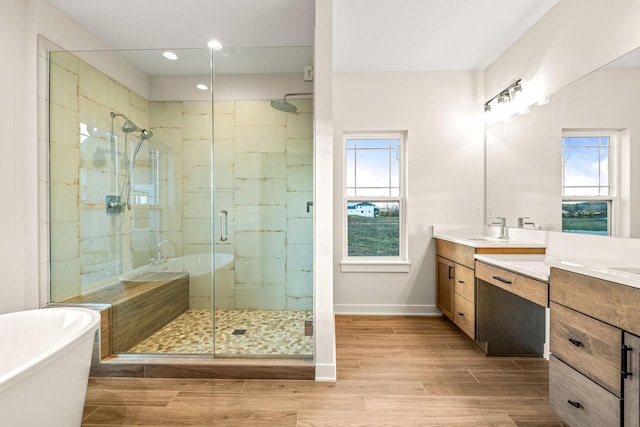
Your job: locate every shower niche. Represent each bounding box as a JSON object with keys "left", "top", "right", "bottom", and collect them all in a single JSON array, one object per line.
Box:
[{"left": 47, "top": 45, "right": 314, "bottom": 359}]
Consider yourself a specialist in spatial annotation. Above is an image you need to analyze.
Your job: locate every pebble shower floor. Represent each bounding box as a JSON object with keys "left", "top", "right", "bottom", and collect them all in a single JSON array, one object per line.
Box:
[{"left": 128, "top": 309, "right": 314, "bottom": 357}]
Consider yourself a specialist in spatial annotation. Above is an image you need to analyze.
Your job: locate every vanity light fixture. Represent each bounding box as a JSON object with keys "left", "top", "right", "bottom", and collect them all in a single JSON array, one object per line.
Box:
[
  {"left": 484, "top": 79, "right": 522, "bottom": 113},
  {"left": 196, "top": 84, "right": 208, "bottom": 91},
  {"left": 497, "top": 92, "right": 511, "bottom": 104},
  {"left": 162, "top": 51, "right": 178, "bottom": 60}
]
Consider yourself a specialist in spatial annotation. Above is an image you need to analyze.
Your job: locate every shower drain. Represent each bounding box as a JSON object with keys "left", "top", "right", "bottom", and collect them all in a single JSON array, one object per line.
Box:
[{"left": 231, "top": 329, "right": 247, "bottom": 335}]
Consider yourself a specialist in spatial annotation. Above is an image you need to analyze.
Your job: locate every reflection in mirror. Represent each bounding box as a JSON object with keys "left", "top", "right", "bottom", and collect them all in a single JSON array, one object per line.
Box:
[{"left": 485, "top": 47, "right": 640, "bottom": 238}]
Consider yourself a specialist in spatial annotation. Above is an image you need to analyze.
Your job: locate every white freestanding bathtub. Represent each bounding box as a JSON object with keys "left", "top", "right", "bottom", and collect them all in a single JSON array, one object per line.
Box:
[{"left": 0, "top": 307, "right": 100, "bottom": 427}]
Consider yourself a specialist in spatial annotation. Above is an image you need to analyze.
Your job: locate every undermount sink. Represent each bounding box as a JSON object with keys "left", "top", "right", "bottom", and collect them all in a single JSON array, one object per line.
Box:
[
  {"left": 610, "top": 267, "right": 640, "bottom": 275},
  {"left": 464, "top": 236, "right": 509, "bottom": 242}
]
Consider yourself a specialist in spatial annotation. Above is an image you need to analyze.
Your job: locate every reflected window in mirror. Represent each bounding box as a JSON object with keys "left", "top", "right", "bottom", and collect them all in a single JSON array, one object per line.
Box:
[{"left": 562, "top": 130, "right": 618, "bottom": 236}]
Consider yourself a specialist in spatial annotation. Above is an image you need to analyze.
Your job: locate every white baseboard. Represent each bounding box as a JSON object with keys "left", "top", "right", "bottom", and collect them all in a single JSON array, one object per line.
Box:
[
  {"left": 314, "top": 363, "right": 337, "bottom": 382},
  {"left": 543, "top": 342, "right": 550, "bottom": 360},
  {"left": 334, "top": 304, "right": 441, "bottom": 316}
]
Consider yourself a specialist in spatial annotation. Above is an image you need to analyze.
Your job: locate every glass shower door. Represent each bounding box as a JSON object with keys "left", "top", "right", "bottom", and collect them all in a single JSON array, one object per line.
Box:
[
  {"left": 48, "top": 47, "right": 216, "bottom": 356},
  {"left": 212, "top": 46, "right": 314, "bottom": 358}
]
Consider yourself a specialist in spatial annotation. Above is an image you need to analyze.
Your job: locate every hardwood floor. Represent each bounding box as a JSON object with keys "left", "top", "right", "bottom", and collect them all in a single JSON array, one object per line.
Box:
[{"left": 82, "top": 315, "right": 566, "bottom": 426}]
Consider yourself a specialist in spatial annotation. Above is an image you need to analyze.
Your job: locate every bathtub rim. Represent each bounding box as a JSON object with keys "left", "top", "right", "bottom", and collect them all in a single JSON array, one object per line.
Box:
[{"left": 0, "top": 307, "right": 100, "bottom": 393}]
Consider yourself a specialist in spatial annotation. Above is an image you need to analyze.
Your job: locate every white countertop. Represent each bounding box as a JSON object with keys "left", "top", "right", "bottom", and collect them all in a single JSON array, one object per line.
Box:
[
  {"left": 433, "top": 225, "right": 547, "bottom": 249},
  {"left": 434, "top": 225, "right": 640, "bottom": 290},
  {"left": 545, "top": 256, "right": 640, "bottom": 290},
  {"left": 474, "top": 254, "right": 549, "bottom": 282},
  {"left": 474, "top": 254, "right": 640, "bottom": 288}
]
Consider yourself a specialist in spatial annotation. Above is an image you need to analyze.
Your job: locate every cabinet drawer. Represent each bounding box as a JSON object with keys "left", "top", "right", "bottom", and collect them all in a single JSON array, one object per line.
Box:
[
  {"left": 550, "top": 356, "right": 620, "bottom": 427},
  {"left": 476, "top": 261, "right": 548, "bottom": 307},
  {"left": 550, "top": 268, "right": 640, "bottom": 336},
  {"left": 454, "top": 292, "right": 475, "bottom": 339},
  {"left": 550, "top": 302, "right": 621, "bottom": 396},
  {"left": 454, "top": 264, "right": 474, "bottom": 303},
  {"left": 436, "top": 239, "right": 475, "bottom": 269}
]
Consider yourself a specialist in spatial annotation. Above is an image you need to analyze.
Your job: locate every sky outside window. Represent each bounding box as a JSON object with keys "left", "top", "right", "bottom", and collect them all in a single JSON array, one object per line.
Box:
[{"left": 562, "top": 136, "right": 609, "bottom": 196}]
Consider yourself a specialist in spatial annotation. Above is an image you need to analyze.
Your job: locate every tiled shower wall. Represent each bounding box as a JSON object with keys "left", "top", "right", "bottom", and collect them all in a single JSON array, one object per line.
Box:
[
  {"left": 145, "top": 99, "right": 313, "bottom": 311},
  {"left": 212, "top": 100, "right": 314, "bottom": 311},
  {"left": 49, "top": 51, "right": 152, "bottom": 301},
  {"left": 49, "top": 51, "right": 313, "bottom": 311}
]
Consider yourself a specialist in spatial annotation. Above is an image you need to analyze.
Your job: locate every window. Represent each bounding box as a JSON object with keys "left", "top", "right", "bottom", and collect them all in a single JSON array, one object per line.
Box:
[
  {"left": 342, "top": 133, "right": 407, "bottom": 271},
  {"left": 561, "top": 131, "right": 616, "bottom": 235}
]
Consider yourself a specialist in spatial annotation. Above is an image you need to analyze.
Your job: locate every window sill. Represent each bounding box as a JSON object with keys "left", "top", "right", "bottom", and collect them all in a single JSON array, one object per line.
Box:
[{"left": 339, "top": 261, "right": 411, "bottom": 273}]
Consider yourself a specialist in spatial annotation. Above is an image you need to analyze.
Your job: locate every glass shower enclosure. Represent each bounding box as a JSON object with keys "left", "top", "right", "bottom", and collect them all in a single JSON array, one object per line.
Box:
[{"left": 48, "top": 45, "right": 313, "bottom": 358}]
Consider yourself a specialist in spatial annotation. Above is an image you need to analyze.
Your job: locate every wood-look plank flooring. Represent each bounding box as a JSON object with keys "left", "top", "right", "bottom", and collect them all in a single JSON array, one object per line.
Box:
[{"left": 82, "top": 315, "right": 566, "bottom": 426}]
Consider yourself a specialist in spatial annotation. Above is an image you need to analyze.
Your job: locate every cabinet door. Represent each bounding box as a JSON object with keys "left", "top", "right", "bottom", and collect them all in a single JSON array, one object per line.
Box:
[
  {"left": 550, "top": 356, "right": 620, "bottom": 427},
  {"left": 625, "top": 332, "right": 640, "bottom": 427},
  {"left": 436, "top": 256, "right": 454, "bottom": 320}
]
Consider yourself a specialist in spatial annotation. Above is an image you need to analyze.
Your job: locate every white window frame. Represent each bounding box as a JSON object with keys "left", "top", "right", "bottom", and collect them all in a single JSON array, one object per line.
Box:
[
  {"left": 561, "top": 129, "right": 618, "bottom": 236},
  {"left": 340, "top": 132, "right": 410, "bottom": 273}
]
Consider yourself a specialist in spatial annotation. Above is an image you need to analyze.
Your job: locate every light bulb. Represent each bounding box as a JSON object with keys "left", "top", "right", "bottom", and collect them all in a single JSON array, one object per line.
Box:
[
  {"left": 162, "top": 51, "right": 178, "bottom": 60},
  {"left": 207, "top": 40, "right": 223, "bottom": 50}
]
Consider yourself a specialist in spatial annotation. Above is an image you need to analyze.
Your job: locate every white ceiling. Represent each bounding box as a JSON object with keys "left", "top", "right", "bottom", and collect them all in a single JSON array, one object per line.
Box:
[
  {"left": 333, "top": 0, "right": 559, "bottom": 71},
  {"left": 48, "top": 0, "right": 559, "bottom": 73}
]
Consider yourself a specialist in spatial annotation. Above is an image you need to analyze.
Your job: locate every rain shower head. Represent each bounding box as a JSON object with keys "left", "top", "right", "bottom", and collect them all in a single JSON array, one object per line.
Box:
[
  {"left": 270, "top": 92, "right": 313, "bottom": 113},
  {"left": 110, "top": 111, "right": 146, "bottom": 135},
  {"left": 270, "top": 99, "right": 298, "bottom": 113}
]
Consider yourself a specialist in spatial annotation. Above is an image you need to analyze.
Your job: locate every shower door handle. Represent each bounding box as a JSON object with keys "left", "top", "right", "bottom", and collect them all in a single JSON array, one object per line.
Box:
[{"left": 219, "top": 210, "right": 228, "bottom": 242}]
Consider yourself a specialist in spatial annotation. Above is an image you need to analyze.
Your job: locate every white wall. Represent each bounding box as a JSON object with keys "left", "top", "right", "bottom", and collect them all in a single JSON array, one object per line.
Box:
[
  {"left": 35, "top": 0, "right": 149, "bottom": 98},
  {"left": 149, "top": 74, "right": 313, "bottom": 102},
  {"left": 485, "top": 0, "right": 640, "bottom": 109},
  {"left": 332, "top": 71, "right": 485, "bottom": 314},
  {"left": 0, "top": 0, "right": 39, "bottom": 314},
  {"left": 314, "top": 0, "right": 337, "bottom": 382}
]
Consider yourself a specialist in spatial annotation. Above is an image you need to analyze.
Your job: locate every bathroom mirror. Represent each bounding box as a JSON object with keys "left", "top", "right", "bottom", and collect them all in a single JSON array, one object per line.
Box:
[{"left": 485, "top": 46, "right": 640, "bottom": 238}]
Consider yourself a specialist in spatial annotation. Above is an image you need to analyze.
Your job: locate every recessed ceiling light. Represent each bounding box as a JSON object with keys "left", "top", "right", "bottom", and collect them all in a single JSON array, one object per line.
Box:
[
  {"left": 207, "top": 40, "right": 223, "bottom": 50},
  {"left": 196, "top": 84, "right": 209, "bottom": 91},
  {"left": 162, "top": 51, "right": 178, "bottom": 60}
]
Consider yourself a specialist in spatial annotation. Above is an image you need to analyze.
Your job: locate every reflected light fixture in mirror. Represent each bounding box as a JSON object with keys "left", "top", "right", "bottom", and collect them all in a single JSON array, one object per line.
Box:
[
  {"left": 163, "top": 51, "right": 178, "bottom": 60},
  {"left": 484, "top": 79, "right": 531, "bottom": 124},
  {"left": 207, "top": 39, "right": 223, "bottom": 50}
]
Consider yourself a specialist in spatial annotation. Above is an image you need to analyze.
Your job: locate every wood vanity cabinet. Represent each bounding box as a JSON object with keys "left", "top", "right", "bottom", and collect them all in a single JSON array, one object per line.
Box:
[
  {"left": 435, "top": 240, "right": 475, "bottom": 338},
  {"left": 549, "top": 267, "right": 640, "bottom": 427},
  {"left": 435, "top": 239, "right": 545, "bottom": 341},
  {"left": 475, "top": 261, "right": 547, "bottom": 355}
]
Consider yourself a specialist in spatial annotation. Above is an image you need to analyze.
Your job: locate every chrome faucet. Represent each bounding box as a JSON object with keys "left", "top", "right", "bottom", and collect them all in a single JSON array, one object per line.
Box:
[
  {"left": 155, "top": 239, "right": 176, "bottom": 263},
  {"left": 517, "top": 217, "right": 538, "bottom": 229},
  {"left": 490, "top": 217, "right": 508, "bottom": 239}
]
